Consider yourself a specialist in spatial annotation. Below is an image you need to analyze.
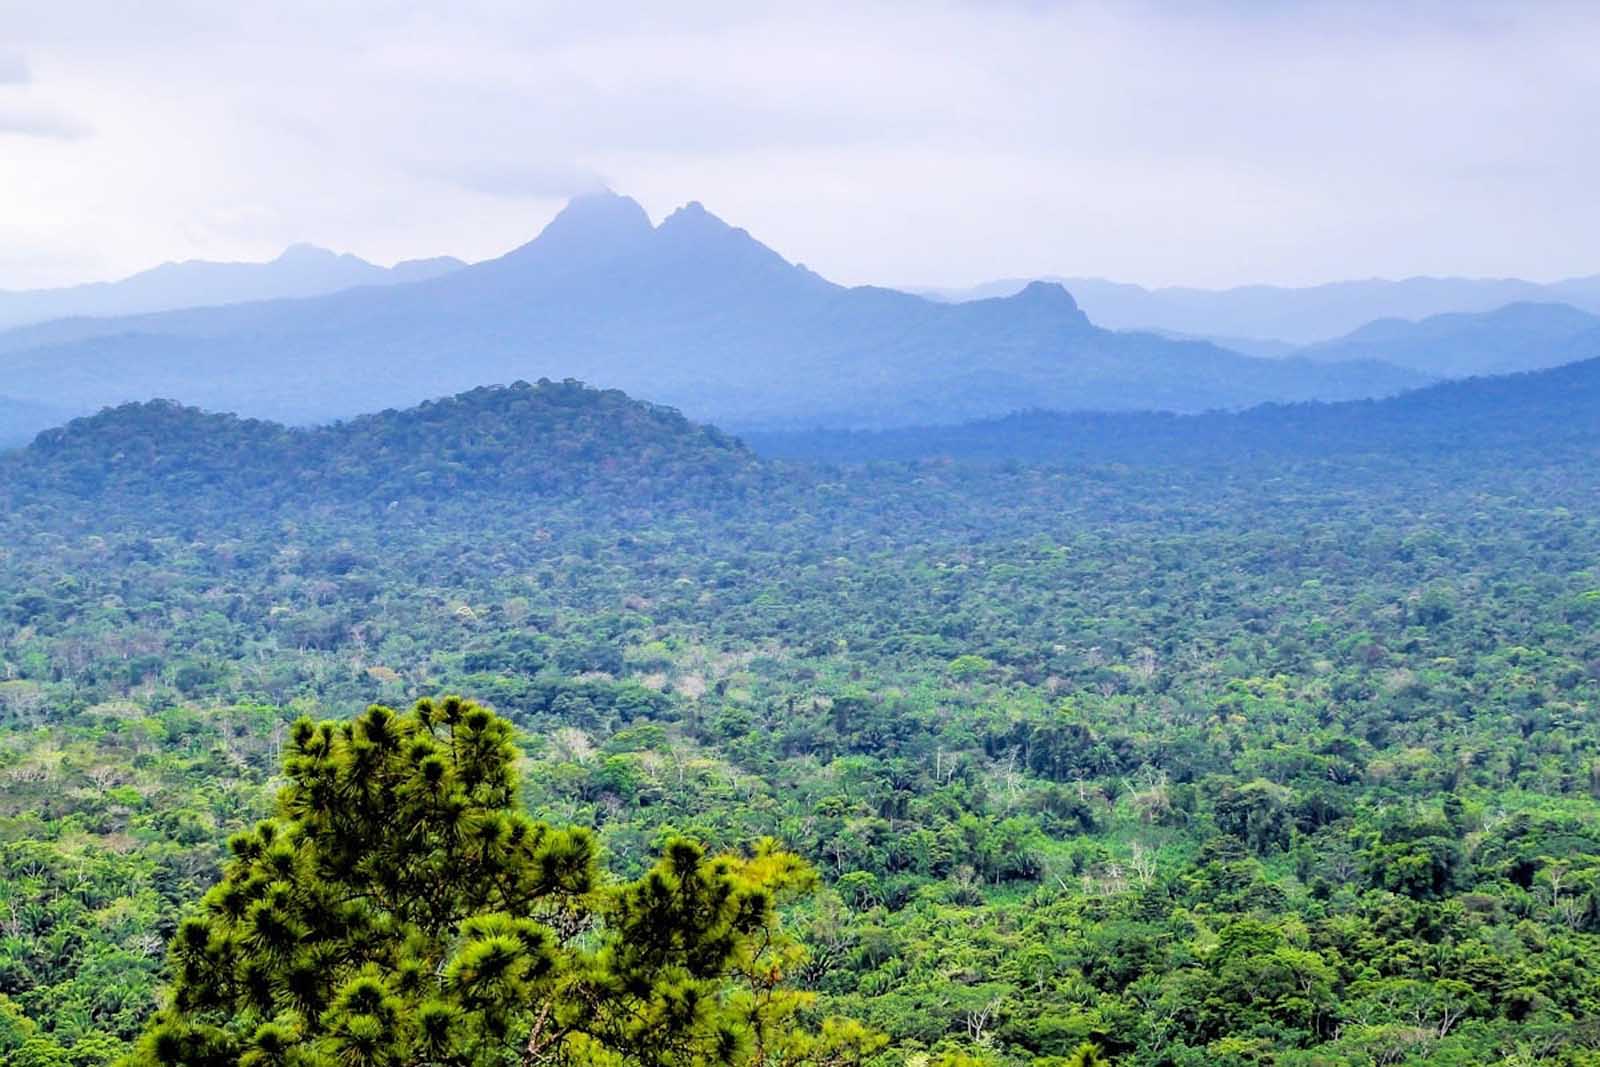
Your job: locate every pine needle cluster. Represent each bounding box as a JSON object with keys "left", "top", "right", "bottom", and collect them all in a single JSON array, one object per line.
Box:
[{"left": 131, "top": 697, "right": 884, "bottom": 1067}]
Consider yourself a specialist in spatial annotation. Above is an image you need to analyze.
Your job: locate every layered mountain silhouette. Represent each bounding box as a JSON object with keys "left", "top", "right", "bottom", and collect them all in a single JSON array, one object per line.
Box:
[
  {"left": 1298, "top": 302, "right": 1600, "bottom": 378},
  {"left": 7, "top": 356, "right": 1595, "bottom": 507},
  {"left": 0, "top": 245, "right": 465, "bottom": 331},
  {"left": 920, "top": 273, "right": 1600, "bottom": 346},
  {"left": 747, "top": 354, "right": 1600, "bottom": 465},
  {"left": 1, "top": 380, "right": 755, "bottom": 505},
  {"left": 0, "top": 192, "right": 1427, "bottom": 431}
]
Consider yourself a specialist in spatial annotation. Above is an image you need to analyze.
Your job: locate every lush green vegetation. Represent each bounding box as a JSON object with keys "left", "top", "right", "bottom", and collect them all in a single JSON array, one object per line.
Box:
[
  {"left": 128, "top": 695, "right": 881, "bottom": 1067},
  {"left": 3, "top": 378, "right": 1600, "bottom": 1066}
]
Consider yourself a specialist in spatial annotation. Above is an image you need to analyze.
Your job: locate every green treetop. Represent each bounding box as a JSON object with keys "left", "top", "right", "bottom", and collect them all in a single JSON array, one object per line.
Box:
[{"left": 131, "top": 696, "right": 883, "bottom": 1067}]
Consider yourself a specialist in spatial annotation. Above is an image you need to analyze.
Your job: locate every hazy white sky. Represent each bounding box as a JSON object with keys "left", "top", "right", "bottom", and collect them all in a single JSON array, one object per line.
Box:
[{"left": 2, "top": 1, "right": 1597, "bottom": 290}]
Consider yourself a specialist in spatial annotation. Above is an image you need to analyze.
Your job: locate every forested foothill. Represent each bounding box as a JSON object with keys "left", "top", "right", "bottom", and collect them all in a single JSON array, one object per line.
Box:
[{"left": 2, "top": 374, "right": 1599, "bottom": 1066}]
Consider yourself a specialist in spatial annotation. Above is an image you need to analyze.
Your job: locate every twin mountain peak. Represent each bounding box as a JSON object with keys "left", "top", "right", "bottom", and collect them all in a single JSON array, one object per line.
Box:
[
  {"left": 498, "top": 189, "right": 1084, "bottom": 314},
  {"left": 0, "top": 190, "right": 1441, "bottom": 436}
]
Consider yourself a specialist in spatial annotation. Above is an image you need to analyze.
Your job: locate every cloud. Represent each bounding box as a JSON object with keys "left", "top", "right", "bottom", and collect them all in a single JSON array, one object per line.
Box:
[
  {"left": 0, "top": 52, "right": 27, "bottom": 84},
  {"left": 0, "top": 51, "right": 88, "bottom": 139},
  {"left": 0, "top": 1, "right": 1598, "bottom": 288},
  {"left": 0, "top": 106, "right": 89, "bottom": 140},
  {"left": 420, "top": 159, "right": 611, "bottom": 200}
]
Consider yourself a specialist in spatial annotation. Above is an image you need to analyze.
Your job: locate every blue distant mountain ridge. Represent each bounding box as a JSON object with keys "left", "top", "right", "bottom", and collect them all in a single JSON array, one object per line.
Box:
[
  {"left": 0, "top": 244, "right": 464, "bottom": 331},
  {"left": 746, "top": 353, "right": 1600, "bottom": 465},
  {"left": 918, "top": 273, "right": 1600, "bottom": 346},
  {"left": 1296, "top": 301, "right": 1600, "bottom": 377},
  {"left": 0, "top": 192, "right": 1429, "bottom": 435}
]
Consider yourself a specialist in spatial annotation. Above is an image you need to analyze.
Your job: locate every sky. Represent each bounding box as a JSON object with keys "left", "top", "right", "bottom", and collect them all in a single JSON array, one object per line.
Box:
[{"left": 2, "top": 1, "right": 1598, "bottom": 291}]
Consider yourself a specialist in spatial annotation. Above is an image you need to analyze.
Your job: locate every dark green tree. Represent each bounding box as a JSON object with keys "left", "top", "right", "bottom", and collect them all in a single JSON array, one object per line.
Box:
[{"left": 1212, "top": 780, "right": 1293, "bottom": 856}]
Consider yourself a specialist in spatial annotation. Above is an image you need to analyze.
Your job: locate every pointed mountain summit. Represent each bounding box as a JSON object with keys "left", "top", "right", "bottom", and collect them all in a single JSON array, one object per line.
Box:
[
  {"left": 490, "top": 189, "right": 654, "bottom": 276},
  {"left": 998, "top": 281, "right": 1093, "bottom": 326},
  {"left": 654, "top": 200, "right": 764, "bottom": 250},
  {"left": 0, "top": 191, "right": 1428, "bottom": 430},
  {"left": 922, "top": 280, "right": 1096, "bottom": 347},
  {"left": 659, "top": 200, "right": 725, "bottom": 233},
  {"left": 922, "top": 272, "right": 1600, "bottom": 344},
  {"left": 1015, "top": 280, "right": 1078, "bottom": 303},
  {"left": 643, "top": 200, "right": 824, "bottom": 294}
]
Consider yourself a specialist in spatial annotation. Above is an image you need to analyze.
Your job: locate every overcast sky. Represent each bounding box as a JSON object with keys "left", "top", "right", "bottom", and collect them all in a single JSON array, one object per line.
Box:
[{"left": 2, "top": 1, "right": 1598, "bottom": 291}]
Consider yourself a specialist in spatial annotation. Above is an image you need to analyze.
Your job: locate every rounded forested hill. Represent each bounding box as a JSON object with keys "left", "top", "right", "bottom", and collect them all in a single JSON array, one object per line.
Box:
[
  {"left": 324, "top": 380, "right": 757, "bottom": 500},
  {"left": 14, "top": 399, "right": 306, "bottom": 498},
  {"left": 0, "top": 379, "right": 761, "bottom": 509}
]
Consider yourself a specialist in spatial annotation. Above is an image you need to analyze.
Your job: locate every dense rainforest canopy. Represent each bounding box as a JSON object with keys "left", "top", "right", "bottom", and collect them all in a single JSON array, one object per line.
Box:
[{"left": 2, "top": 377, "right": 1599, "bottom": 1066}]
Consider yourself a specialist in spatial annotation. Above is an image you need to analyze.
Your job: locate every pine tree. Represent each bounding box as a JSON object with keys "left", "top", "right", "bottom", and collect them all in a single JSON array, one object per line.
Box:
[{"left": 132, "top": 697, "right": 883, "bottom": 1067}]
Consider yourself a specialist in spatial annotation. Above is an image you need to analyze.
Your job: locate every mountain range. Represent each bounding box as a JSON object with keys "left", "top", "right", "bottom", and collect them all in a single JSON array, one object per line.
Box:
[
  {"left": 918, "top": 273, "right": 1600, "bottom": 346},
  {"left": 1299, "top": 301, "right": 1600, "bottom": 378},
  {"left": 0, "top": 192, "right": 1429, "bottom": 434},
  {"left": 0, "top": 244, "right": 464, "bottom": 331},
  {"left": 747, "top": 353, "right": 1600, "bottom": 465}
]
